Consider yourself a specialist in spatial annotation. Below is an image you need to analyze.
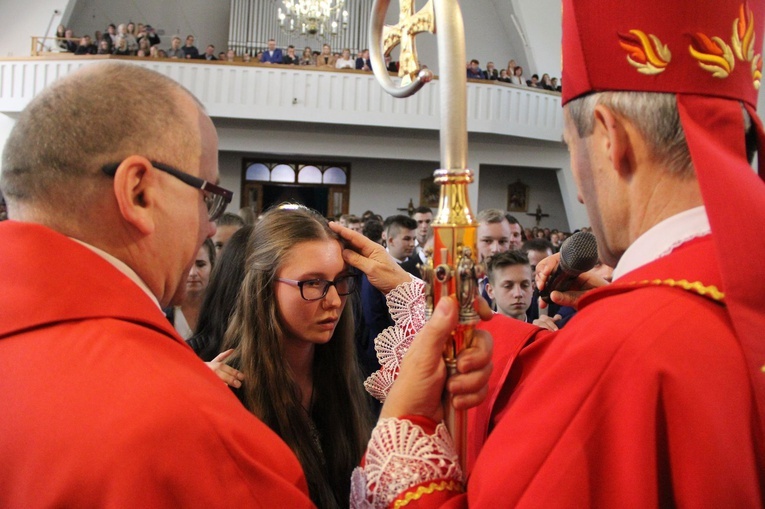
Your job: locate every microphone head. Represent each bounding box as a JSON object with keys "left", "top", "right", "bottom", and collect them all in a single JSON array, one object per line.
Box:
[{"left": 559, "top": 231, "right": 599, "bottom": 274}]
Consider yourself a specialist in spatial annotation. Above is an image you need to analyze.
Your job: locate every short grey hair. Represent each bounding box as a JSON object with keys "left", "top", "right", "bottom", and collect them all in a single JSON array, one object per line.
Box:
[{"left": 567, "top": 92, "right": 693, "bottom": 177}]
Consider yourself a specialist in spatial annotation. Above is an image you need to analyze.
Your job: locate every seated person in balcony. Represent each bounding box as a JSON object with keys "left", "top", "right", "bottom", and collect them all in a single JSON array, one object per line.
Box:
[
  {"left": 541, "top": 73, "right": 555, "bottom": 90},
  {"left": 112, "top": 37, "right": 132, "bottom": 56},
  {"left": 141, "top": 25, "right": 161, "bottom": 47},
  {"left": 226, "top": 49, "right": 236, "bottom": 62},
  {"left": 483, "top": 61, "right": 499, "bottom": 80},
  {"left": 52, "top": 25, "right": 66, "bottom": 52},
  {"left": 74, "top": 35, "right": 97, "bottom": 55},
  {"left": 355, "top": 48, "right": 372, "bottom": 71},
  {"left": 117, "top": 23, "right": 138, "bottom": 53},
  {"left": 104, "top": 23, "right": 118, "bottom": 47},
  {"left": 63, "top": 29, "right": 78, "bottom": 53},
  {"left": 498, "top": 68, "right": 512, "bottom": 83},
  {"left": 137, "top": 38, "right": 151, "bottom": 57},
  {"left": 527, "top": 73, "right": 542, "bottom": 88},
  {"left": 385, "top": 54, "right": 399, "bottom": 73},
  {"left": 510, "top": 65, "right": 525, "bottom": 85},
  {"left": 551, "top": 76, "right": 561, "bottom": 92},
  {"left": 242, "top": 51, "right": 252, "bottom": 63},
  {"left": 261, "top": 39, "right": 283, "bottom": 64},
  {"left": 199, "top": 45, "right": 218, "bottom": 61},
  {"left": 335, "top": 48, "right": 354, "bottom": 69},
  {"left": 316, "top": 43, "right": 337, "bottom": 67},
  {"left": 182, "top": 35, "right": 199, "bottom": 59},
  {"left": 167, "top": 36, "right": 184, "bottom": 59},
  {"left": 506, "top": 58, "right": 518, "bottom": 76},
  {"left": 96, "top": 39, "right": 111, "bottom": 55},
  {"left": 282, "top": 45, "right": 299, "bottom": 65},
  {"left": 300, "top": 46, "right": 315, "bottom": 65},
  {"left": 467, "top": 59, "right": 485, "bottom": 79}
]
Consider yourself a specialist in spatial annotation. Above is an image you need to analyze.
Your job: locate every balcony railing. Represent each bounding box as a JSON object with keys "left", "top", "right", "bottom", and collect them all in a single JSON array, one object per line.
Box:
[{"left": 0, "top": 55, "right": 563, "bottom": 142}]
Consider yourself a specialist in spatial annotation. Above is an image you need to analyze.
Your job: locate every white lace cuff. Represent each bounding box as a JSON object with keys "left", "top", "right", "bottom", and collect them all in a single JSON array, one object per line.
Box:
[
  {"left": 350, "top": 417, "right": 464, "bottom": 508},
  {"left": 363, "top": 277, "right": 426, "bottom": 402}
]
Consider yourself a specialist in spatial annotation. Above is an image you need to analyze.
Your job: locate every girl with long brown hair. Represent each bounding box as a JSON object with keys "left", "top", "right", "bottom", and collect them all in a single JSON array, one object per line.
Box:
[{"left": 222, "top": 205, "right": 372, "bottom": 508}]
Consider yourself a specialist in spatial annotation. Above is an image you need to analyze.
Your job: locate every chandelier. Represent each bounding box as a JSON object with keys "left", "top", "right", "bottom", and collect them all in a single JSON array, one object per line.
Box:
[{"left": 277, "top": 0, "right": 349, "bottom": 38}]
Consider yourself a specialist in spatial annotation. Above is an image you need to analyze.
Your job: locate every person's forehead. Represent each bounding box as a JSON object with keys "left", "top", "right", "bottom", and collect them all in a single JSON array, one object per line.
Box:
[
  {"left": 495, "top": 264, "right": 532, "bottom": 282},
  {"left": 281, "top": 239, "right": 345, "bottom": 275},
  {"left": 394, "top": 228, "right": 415, "bottom": 238},
  {"left": 196, "top": 246, "right": 212, "bottom": 261},
  {"left": 479, "top": 221, "right": 511, "bottom": 236}
]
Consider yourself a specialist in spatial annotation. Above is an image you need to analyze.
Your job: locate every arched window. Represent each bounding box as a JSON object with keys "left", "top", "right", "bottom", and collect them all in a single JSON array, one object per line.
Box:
[
  {"left": 241, "top": 159, "right": 351, "bottom": 217},
  {"left": 245, "top": 163, "right": 270, "bottom": 181},
  {"left": 323, "top": 167, "right": 347, "bottom": 185},
  {"left": 271, "top": 164, "right": 295, "bottom": 183},
  {"left": 298, "top": 165, "right": 323, "bottom": 183}
]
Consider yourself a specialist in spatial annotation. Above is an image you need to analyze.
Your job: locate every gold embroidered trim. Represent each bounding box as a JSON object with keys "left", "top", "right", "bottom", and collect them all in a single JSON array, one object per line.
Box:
[
  {"left": 628, "top": 278, "right": 725, "bottom": 302},
  {"left": 393, "top": 480, "right": 463, "bottom": 508}
]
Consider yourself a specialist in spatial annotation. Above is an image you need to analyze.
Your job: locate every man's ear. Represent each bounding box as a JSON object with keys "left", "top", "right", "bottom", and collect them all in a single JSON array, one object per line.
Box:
[
  {"left": 592, "top": 104, "right": 635, "bottom": 178},
  {"left": 112, "top": 156, "right": 158, "bottom": 235},
  {"left": 485, "top": 282, "right": 495, "bottom": 300}
]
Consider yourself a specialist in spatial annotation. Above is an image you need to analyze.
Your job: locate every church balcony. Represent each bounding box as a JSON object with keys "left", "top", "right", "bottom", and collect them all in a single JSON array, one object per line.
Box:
[{"left": 0, "top": 56, "right": 563, "bottom": 142}]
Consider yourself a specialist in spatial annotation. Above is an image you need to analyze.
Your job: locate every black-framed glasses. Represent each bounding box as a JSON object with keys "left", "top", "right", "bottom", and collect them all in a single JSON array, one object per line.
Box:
[
  {"left": 101, "top": 161, "right": 233, "bottom": 221},
  {"left": 276, "top": 274, "right": 359, "bottom": 301}
]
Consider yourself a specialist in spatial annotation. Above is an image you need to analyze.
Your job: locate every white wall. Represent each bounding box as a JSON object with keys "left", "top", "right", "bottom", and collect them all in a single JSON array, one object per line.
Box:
[
  {"left": 513, "top": 0, "right": 561, "bottom": 79},
  {"left": 0, "top": 0, "right": 69, "bottom": 57},
  {"left": 213, "top": 118, "right": 578, "bottom": 226},
  {"left": 478, "top": 164, "right": 568, "bottom": 231}
]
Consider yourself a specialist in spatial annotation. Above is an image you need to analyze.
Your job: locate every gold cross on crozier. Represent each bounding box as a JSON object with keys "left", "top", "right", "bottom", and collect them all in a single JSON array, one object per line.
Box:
[{"left": 383, "top": 0, "right": 435, "bottom": 85}]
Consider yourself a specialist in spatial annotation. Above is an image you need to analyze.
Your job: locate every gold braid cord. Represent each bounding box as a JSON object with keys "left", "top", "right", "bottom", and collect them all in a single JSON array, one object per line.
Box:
[{"left": 626, "top": 278, "right": 725, "bottom": 303}]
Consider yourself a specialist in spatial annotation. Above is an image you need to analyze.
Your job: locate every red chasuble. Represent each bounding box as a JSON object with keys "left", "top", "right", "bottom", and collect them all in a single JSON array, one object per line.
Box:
[
  {"left": 462, "top": 235, "right": 763, "bottom": 507},
  {"left": 0, "top": 221, "right": 314, "bottom": 508},
  {"left": 390, "top": 235, "right": 762, "bottom": 508}
]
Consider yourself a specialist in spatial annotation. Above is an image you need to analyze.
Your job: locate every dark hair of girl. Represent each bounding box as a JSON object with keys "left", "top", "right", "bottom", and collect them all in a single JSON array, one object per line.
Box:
[{"left": 222, "top": 205, "right": 372, "bottom": 508}]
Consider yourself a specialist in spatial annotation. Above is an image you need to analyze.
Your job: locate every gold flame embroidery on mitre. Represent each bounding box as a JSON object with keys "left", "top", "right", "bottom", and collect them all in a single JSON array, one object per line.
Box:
[{"left": 618, "top": 30, "right": 672, "bottom": 75}]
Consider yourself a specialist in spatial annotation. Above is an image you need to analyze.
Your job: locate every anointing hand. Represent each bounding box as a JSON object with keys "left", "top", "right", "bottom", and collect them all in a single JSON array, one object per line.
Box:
[{"left": 329, "top": 221, "right": 411, "bottom": 294}]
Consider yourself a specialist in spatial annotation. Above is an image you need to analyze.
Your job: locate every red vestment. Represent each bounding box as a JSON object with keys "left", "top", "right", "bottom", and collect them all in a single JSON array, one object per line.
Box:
[
  {"left": 396, "top": 236, "right": 764, "bottom": 507},
  {"left": 0, "top": 221, "right": 314, "bottom": 508}
]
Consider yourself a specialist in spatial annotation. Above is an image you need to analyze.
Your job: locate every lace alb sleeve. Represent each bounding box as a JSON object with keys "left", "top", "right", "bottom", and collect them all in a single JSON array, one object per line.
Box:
[
  {"left": 350, "top": 417, "right": 464, "bottom": 509},
  {"left": 363, "top": 277, "right": 426, "bottom": 402}
]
